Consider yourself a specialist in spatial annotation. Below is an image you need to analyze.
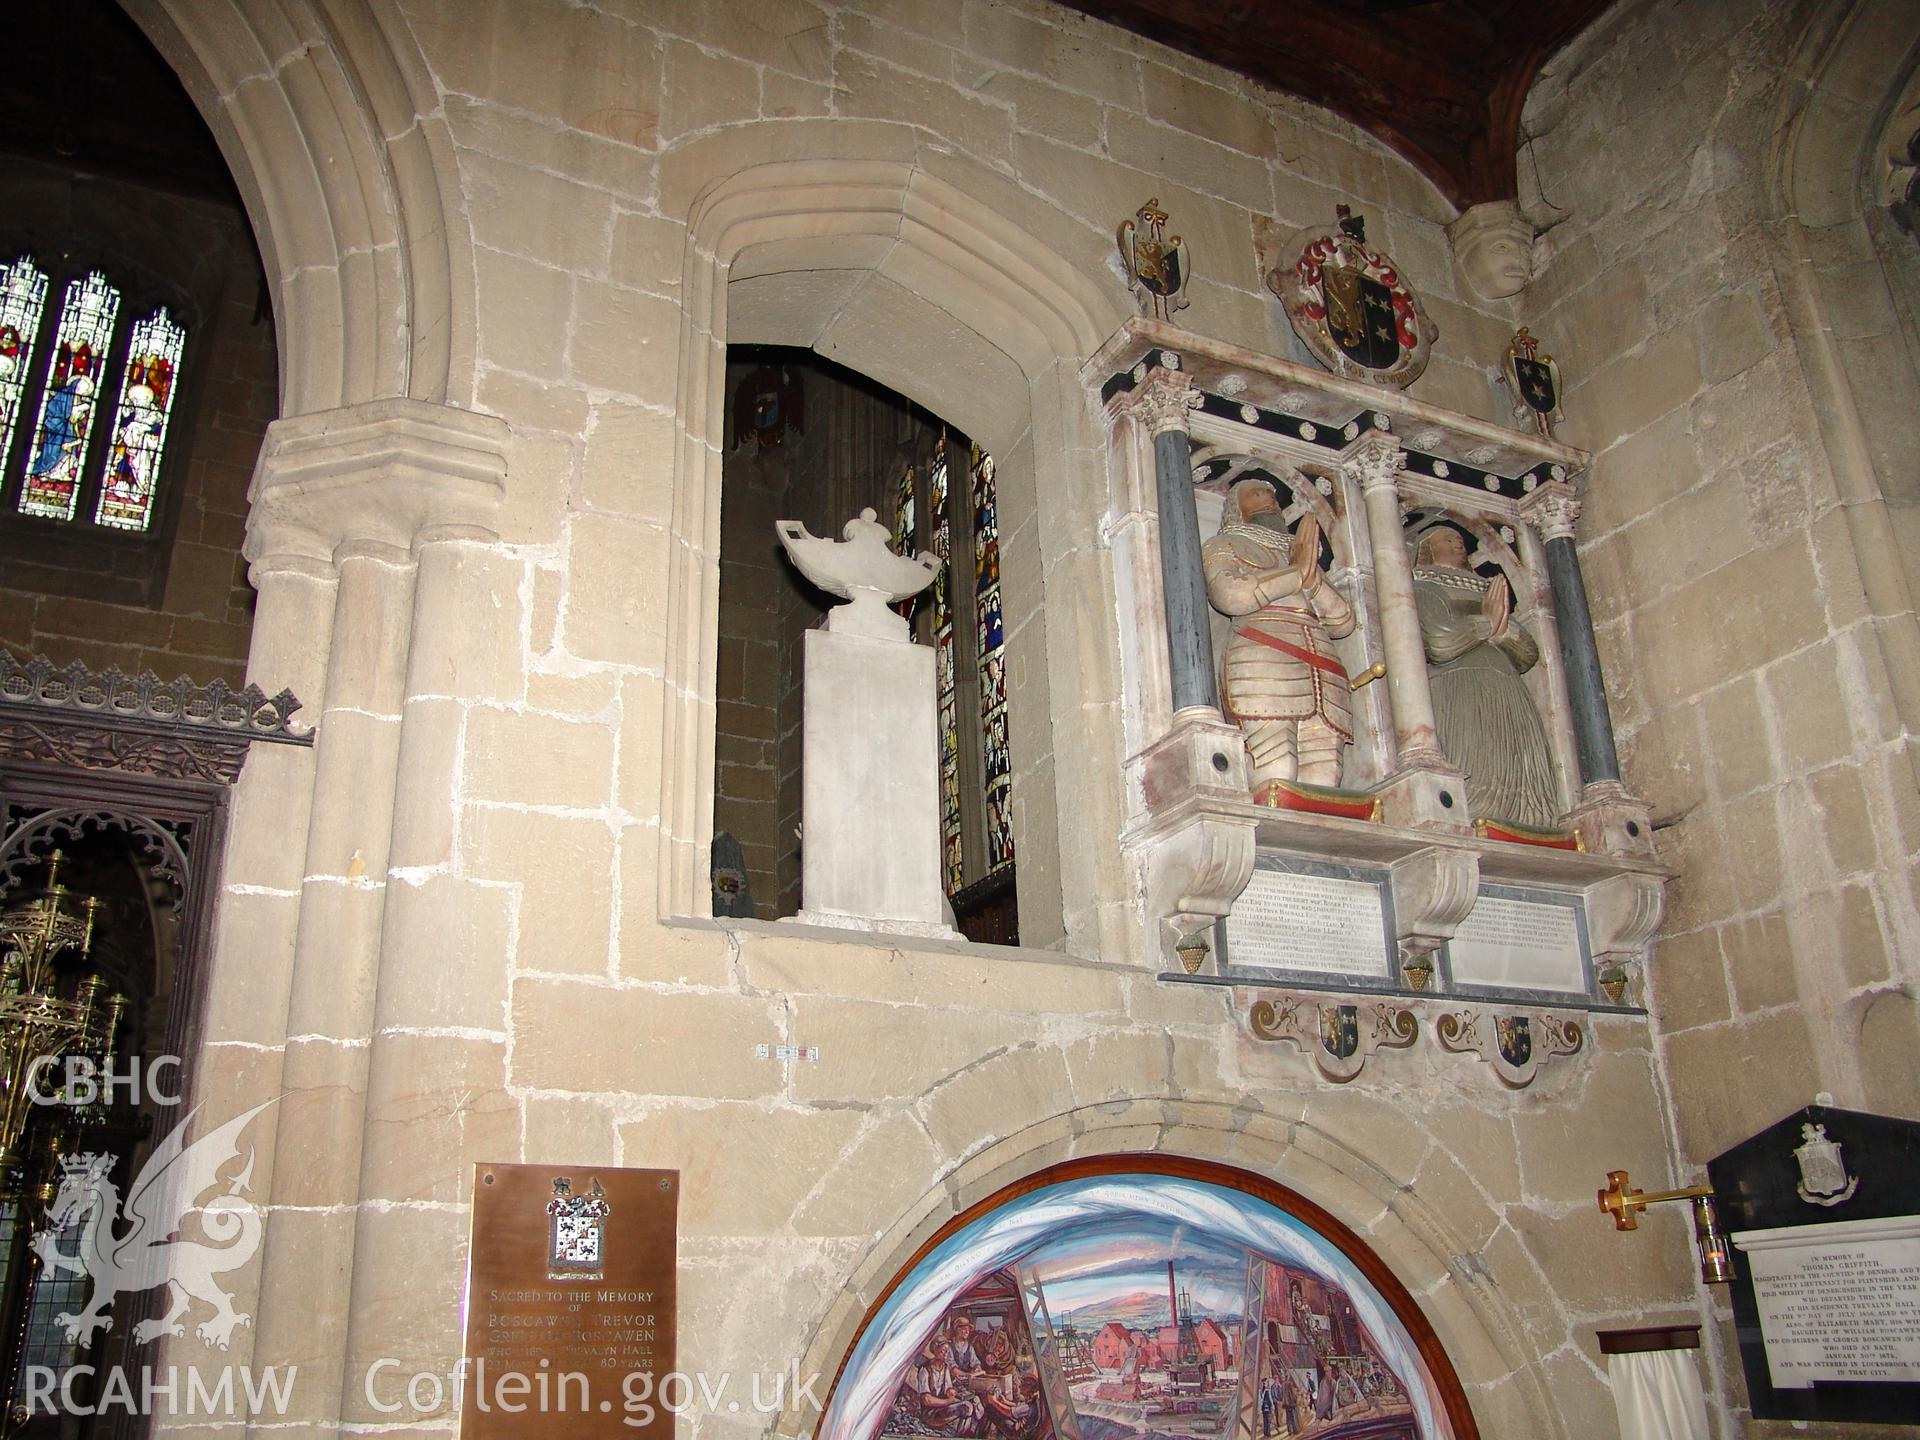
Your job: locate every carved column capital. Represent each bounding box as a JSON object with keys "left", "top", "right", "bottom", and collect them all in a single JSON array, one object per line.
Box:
[
  {"left": 245, "top": 398, "right": 511, "bottom": 568},
  {"left": 1523, "top": 479, "right": 1582, "bottom": 541},
  {"left": 1341, "top": 435, "right": 1408, "bottom": 495},
  {"left": 1133, "top": 370, "right": 1203, "bottom": 436}
]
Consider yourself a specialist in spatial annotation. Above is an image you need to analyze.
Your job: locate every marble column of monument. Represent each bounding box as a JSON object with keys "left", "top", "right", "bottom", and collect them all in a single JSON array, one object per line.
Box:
[
  {"left": 1525, "top": 484, "right": 1655, "bottom": 855},
  {"left": 1345, "top": 437, "right": 1467, "bottom": 829},
  {"left": 1139, "top": 372, "right": 1218, "bottom": 715},
  {"left": 1121, "top": 367, "right": 1255, "bottom": 966}
]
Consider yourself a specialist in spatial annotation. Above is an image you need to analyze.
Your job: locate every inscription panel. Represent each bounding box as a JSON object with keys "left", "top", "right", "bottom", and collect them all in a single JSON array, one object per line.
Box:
[
  {"left": 461, "top": 1164, "right": 678, "bottom": 1439},
  {"left": 1444, "top": 885, "right": 1588, "bottom": 996},
  {"left": 1221, "top": 858, "right": 1393, "bottom": 981},
  {"left": 1734, "top": 1218, "right": 1920, "bottom": 1389}
]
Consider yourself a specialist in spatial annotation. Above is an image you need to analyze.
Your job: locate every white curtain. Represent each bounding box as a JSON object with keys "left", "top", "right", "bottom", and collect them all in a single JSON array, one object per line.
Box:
[{"left": 1607, "top": 1349, "right": 1711, "bottom": 1440}]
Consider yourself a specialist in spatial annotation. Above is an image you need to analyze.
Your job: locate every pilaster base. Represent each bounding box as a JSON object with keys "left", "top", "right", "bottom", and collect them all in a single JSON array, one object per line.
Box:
[
  {"left": 1568, "top": 781, "right": 1657, "bottom": 858},
  {"left": 1129, "top": 709, "right": 1258, "bottom": 968},
  {"left": 1371, "top": 761, "right": 1474, "bottom": 832}
]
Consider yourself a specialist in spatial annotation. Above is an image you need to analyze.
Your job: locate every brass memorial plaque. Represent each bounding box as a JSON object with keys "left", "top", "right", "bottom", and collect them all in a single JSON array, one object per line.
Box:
[{"left": 460, "top": 1163, "right": 678, "bottom": 1439}]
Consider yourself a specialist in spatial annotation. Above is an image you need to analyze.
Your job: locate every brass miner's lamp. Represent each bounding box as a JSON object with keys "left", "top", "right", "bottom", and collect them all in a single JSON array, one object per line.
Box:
[
  {"left": 1598, "top": 1169, "right": 1735, "bottom": 1285},
  {"left": 0, "top": 851, "right": 125, "bottom": 1202}
]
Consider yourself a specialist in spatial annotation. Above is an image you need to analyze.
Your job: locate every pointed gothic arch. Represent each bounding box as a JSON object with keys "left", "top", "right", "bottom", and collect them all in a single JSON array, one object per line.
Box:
[{"left": 661, "top": 145, "right": 1130, "bottom": 953}]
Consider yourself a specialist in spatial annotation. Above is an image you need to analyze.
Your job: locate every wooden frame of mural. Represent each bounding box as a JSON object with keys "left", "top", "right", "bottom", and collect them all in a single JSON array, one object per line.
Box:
[{"left": 816, "top": 1156, "right": 1477, "bottom": 1440}]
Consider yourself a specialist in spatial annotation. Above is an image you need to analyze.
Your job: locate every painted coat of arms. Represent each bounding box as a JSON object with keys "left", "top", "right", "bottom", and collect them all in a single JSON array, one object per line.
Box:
[
  {"left": 547, "top": 1175, "right": 612, "bottom": 1280},
  {"left": 1269, "top": 206, "right": 1436, "bottom": 389},
  {"left": 1792, "top": 1123, "right": 1858, "bottom": 1207},
  {"left": 1117, "top": 197, "right": 1191, "bottom": 320},
  {"left": 1503, "top": 326, "right": 1563, "bottom": 438},
  {"left": 1496, "top": 1015, "right": 1533, "bottom": 1069}
]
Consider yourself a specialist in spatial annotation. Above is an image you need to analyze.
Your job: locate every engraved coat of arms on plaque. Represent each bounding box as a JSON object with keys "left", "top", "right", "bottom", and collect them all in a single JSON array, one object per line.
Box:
[
  {"left": 1269, "top": 206, "right": 1436, "bottom": 389},
  {"left": 546, "top": 1176, "right": 611, "bottom": 1279},
  {"left": 1793, "top": 1123, "right": 1859, "bottom": 1207}
]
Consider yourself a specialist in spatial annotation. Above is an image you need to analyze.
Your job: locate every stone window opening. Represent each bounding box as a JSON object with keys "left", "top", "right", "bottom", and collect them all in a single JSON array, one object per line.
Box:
[
  {"left": 712, "top": 347, "right": 1019, "bottom": 943},
  {"left": 0, "top": 0, "right": 270, "bottom": 651},
  {"left": 0, "top": 255, "right": 190, "bottom": 538}
]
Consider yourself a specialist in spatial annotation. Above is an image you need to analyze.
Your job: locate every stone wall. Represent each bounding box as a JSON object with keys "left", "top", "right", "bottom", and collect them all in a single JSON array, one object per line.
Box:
[
  {"left": 1523, "top": 0, "right": 1920, "bottom": 1432},
  {"left": 118, "top": 1, "right": 1744, "bottom": 1438},
  {"left": 0, "top": 160, "right": 270, "bottom": 684}
]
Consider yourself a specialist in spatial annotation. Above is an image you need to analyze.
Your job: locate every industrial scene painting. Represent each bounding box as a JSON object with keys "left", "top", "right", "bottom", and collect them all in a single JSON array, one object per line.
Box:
[{"left": 828, "top": 1174, "right": 1446, "bottom": 1440}]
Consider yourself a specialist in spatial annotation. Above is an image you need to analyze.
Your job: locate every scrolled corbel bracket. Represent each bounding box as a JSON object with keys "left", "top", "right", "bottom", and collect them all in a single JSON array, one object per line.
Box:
[
  {"left": 1585, "top": 871, "right": 1666, "bottom": 1002},
  {"left": 1435, "top": 1008, "right": 1583, "bottom": 1087},
  {"left": 1388, "top": 845, "right": 1480, "bottom": 972},
  {"left": 1141, "top": 811, "right": 1256, "bottom": 968},
  {"left": 1246, "top": 990, "right": 1418, "bottom": 1083}
]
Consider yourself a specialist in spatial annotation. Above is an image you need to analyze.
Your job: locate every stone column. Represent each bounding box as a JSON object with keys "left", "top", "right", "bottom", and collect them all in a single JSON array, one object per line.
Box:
[
  {"left": 1524, "top": 482, "right": 1655, "bottom": 856},
  {"left": 1137, "top": 370, "right": 1218, "bottom": 716},
  {"left": 1111, "top": 365, "right": 1251, "bottom": 971},
  {"left": 1344, "top": 439, "right": 1467, "bottom": 830},
  {"left": 340, "top": 520, "right": 520, "bottom": 1425},
  {"left": 1348, "top": 438, "right": 1443, "bottom": 767},
  {"left": 236, "top": 400, "right": 509, "bottom": 1437},
  {"left": 1511, "top": 519, "right": 1583, "bottom": 816},
  {"left": 1527, "top": 486, "right": 1619, "bottom": 785}
]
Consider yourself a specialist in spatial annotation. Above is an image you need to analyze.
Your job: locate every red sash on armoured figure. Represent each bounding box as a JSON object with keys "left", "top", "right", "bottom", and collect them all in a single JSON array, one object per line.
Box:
[{"left": 1232, "top": 626, "right": 1348, "bottom": 679}]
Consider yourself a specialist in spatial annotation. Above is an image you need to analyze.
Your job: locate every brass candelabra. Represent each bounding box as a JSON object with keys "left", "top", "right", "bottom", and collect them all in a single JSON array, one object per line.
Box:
[{"left": 0, "top": 851, "right": 126, "bottom": 1202}]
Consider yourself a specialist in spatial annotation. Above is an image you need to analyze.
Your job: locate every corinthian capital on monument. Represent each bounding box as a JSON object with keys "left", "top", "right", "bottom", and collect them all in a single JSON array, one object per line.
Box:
[
  {"left": 1132, "top": 370, "right": 1203, "bottom": 436},
  {"left": 1522, "top": 479, "right": 1582, "bottom": 541},
  {"left": 245, "top": 398, "right": 512, "bottom": 567},
  {"left": 1341, "top": 436, "right": 1408, "bottom": 495}
]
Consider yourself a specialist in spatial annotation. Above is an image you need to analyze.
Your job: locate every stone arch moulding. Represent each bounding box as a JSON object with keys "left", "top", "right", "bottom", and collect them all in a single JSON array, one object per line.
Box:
[
  {"left": 804, "top": 1152, "right": 1483, "bottom": 1440},
  {"left": 1760, "top": 0, "right": 1920, "bottom": 783},
  {"left": 121, "top": 0, "right": 469, "bottom": 415},
  {"left": 660, "top": 152, "right": 1125, "bottom": 948},
  {"left": 772, "top": 1103, "right": 1563, "bottom": 1440}
]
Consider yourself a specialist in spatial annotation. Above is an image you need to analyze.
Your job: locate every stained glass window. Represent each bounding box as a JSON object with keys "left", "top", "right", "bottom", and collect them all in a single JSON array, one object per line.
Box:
[
  {"left": 891, "top": 429, "right": 1016, "bottom": 900},
  {"left": 20, "top": 270, "right": 120, "bottom": 521},
  {"left": 892, "top": 459, "right": 918, "bottom": 623},
  {"left": 0, "top": 256, "right": 49, "bottom": 478},
  {"left": 929, "top": 437, "right": 963, "bottom": 891},
  {"left": 95, "top": 307, "right": 186, "bottom": 531},
  {"left": 970, "top": 443, "right": 1013, "bottom": 874}
]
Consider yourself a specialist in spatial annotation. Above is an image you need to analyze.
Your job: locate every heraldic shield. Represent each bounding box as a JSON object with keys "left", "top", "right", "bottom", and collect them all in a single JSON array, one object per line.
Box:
[
  {"left": 1323, "top": 264, "right": 1402, "bottom": 370},
  {"left": 1512, "top": 355, "right": 1557, "bottom": 416},
  {"left": 1496, "top": 1015, "right": 1533, "bottom": 1069},
  {"left": 1269, "top": 206, "right": 1435, "bottom": 389},
  {"left": 1320, "top": 1004, "right": 1360, "bottom": 1062}
]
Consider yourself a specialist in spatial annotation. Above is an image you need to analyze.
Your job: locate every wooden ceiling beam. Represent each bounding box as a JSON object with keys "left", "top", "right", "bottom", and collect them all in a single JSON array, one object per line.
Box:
[{"left": 1058, "top": 0, "right": 1614, "bottom": 210}]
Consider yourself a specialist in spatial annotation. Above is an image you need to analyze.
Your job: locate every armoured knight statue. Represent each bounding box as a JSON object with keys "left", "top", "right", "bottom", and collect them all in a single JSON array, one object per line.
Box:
[{"left": 1203, "top": 477, "right": 1356, "bottom": 799}]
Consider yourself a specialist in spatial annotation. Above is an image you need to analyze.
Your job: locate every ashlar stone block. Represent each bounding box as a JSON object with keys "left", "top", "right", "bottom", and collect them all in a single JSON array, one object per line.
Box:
[{"left": 464, "top": 706, "right": 616, "bottom": 810}]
